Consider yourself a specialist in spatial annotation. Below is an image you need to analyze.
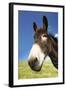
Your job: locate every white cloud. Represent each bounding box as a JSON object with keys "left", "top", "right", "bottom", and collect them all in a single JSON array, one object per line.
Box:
[{"left": 55, "top": 33, "right": 58, "bottom": 38}]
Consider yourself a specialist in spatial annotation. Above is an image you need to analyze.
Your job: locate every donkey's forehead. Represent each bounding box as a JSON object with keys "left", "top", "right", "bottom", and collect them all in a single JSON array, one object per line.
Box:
[{"left": 35, "top": 29, "right": 47, "bottom": 35}]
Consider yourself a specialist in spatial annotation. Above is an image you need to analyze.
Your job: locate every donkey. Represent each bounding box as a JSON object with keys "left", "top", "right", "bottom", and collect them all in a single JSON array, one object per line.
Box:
[{"left": 28, "top": 16, "right": 58, "bottom": 71}]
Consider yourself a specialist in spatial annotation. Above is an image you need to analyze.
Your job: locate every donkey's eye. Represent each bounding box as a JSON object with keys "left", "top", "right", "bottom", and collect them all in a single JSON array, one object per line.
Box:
[
  {"left": 41, "top": 34, "right": 47, "bottom": 41},
  {"left": 42, "top": 34, "right": 47, "bottom": 37}
]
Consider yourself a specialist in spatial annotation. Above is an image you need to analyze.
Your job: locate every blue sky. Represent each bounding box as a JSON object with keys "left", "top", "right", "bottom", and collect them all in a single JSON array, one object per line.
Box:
[{"left": 18, "top": 11, "right": 58, "bottom": 61}]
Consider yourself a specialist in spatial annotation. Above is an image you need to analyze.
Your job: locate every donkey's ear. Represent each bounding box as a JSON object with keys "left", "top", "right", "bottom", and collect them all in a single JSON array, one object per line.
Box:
[
  {"left": 43, "top": 16, "right": 48, "bottom": 32},
  {"left": 33, "top": 22, "right": 37, "bottom": 32}
]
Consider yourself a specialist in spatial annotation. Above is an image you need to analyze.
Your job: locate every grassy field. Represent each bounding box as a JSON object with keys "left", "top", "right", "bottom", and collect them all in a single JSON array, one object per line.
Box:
[{"left": 18, "top": 60, "right": 58, "bottom": 79}]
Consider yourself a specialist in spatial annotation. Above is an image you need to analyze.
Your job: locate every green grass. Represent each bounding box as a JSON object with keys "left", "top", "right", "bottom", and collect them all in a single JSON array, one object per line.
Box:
[{"left": 18, "top": 60, "right": 58, "bottom": 79}]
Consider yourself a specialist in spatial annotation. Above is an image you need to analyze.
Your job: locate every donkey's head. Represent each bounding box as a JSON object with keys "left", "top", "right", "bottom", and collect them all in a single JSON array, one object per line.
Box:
[{"left": 28, "top": 16, "right": 58, "bottom": 71}]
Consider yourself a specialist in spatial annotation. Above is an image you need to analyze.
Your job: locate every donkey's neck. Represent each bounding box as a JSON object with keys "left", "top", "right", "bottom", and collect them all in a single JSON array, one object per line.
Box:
[{"left": 49, "top": 48, "right": 58, "bottom": 69}]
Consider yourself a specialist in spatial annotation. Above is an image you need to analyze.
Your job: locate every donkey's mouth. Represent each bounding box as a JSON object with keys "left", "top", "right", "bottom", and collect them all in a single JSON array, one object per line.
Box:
[{"left": 29, "top": 64, "right": 41, "bottom": 72}]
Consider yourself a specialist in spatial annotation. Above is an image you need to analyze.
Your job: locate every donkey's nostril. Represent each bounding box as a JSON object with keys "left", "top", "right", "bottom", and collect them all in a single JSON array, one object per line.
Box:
[
  {"left": 28, "top": 58, "right": 39, "bottom": 67},
  {"left": 28, "top": 58, "right": 41, "bottom": 71},
  {"left": 33, "top": 58, "right": 39, "bottom": 66},
  {"left": 34, "top": 58, "right": 38, "bottom": 63}
]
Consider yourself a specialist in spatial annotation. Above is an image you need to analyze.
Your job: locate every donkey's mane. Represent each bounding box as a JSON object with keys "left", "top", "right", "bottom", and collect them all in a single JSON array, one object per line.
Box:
[{"left": 49, "top": 34, "right": 58, "bottom": 43}]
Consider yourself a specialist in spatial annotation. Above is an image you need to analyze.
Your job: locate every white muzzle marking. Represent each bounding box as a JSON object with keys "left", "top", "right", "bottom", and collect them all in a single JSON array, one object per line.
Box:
[{"left": 28, "top": 43, "right": 45, "bottom": 66}]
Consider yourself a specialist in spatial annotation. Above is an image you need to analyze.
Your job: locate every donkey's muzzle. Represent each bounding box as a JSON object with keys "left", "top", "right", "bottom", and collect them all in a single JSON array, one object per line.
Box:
[{"left": 28, "top": 58, "right": 41, "bottom": 71}]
